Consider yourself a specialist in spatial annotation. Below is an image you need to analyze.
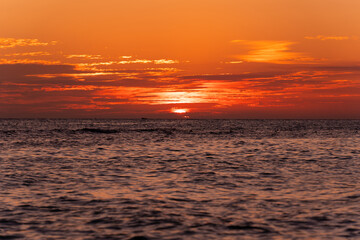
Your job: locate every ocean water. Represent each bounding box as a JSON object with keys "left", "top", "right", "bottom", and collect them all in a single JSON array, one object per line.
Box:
[{"left": 0, "top": 119, "right": 359, "bottom": 240}]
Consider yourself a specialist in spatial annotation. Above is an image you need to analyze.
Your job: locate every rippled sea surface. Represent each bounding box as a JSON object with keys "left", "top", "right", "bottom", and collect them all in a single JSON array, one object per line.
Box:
[{"left": 0, "top": 119, "right": 360, "bottom": 240}]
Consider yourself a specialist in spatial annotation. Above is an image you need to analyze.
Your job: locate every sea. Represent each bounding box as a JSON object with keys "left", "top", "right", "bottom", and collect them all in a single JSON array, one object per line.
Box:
[{"left": 0, "top": 119, "right": 359, "bottom": 240}]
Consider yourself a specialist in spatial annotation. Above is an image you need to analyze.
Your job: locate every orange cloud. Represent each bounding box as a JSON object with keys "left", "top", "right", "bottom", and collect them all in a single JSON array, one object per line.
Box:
[
  {"left": 154, "top": 59, "right": 178, "bottom": 64},
  {"left": 0, "top": 58, "right": 60, "bottom": 65},
  {"left": 0, "top": 35, "right": 359, "bottom": 118},
  {"left": 305, "top": 35, "right": 351, "bottom": 41},
  {"left": 5, "top": 52, "right": 51, "bottom": 57},
  {"left": 0, "top": 38, "right": 56, "bottom": 49},
  {"left": 1, "top": 61, "right": 359, "bottom": 118},
  {"left": 231, "top": 40, "right": 311, "bottom": 64},
  {"left": 66, "top": 54, "right": 102, "bottom": 59},
  {"left": 77, "top": 59, "right": 178, "bottom": 67}
]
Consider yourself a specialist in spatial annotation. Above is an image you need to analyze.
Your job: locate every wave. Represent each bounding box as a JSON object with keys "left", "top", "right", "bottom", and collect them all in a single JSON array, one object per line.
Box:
[{"left": 77, "top": 128, "right": 119, "bottom": 134}]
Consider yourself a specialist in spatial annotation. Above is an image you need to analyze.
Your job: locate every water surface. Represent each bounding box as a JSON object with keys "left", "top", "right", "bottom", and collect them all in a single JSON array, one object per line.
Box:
[{"left": 0, "top": 119, "right": 359, "bottom": 239}]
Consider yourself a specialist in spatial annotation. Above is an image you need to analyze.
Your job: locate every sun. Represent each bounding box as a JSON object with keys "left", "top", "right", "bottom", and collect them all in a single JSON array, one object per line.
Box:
[{"left": 171, "top": 108, "right": 189, "bottom": 114}]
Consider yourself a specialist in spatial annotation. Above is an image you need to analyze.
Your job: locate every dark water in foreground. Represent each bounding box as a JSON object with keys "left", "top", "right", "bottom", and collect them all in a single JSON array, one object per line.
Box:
[{"left": 0, "top": 119, "right": 359, "bottom": 240}]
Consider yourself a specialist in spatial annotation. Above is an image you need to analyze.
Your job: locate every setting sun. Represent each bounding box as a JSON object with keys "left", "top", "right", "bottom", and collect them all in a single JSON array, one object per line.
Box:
[{"left": 171, "top": 108, "right": 189, "bottom": 114}]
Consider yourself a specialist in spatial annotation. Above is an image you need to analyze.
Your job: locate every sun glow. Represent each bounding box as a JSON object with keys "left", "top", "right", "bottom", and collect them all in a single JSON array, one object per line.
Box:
[{"left": 171, "top": 108, "right": 189, "bottom": 114}]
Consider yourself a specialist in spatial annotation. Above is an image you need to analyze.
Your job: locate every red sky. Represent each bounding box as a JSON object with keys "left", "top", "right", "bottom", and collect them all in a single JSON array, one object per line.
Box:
[{"left": 1, "top": 0, "right": 360, "bottom": 118}]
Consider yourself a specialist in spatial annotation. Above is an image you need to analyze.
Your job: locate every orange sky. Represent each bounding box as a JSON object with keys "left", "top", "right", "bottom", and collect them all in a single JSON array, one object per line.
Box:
[{"left": 1, "top": 0, "right": 360, "bottom": 118}]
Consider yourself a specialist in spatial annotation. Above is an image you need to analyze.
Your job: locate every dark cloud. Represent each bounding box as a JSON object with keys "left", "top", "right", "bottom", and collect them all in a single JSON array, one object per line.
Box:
[
  {"left": 312, "top": 65, "right": 360, "bottom": 72},
  {"left": 1, "top": 62, "right": 360, "bottom": 118},
  {"left": 180, "top": 72, "right": 289, "bottom": 81},
  {"left": 0, "top": 63, "right": 79, "bottom": 81}
]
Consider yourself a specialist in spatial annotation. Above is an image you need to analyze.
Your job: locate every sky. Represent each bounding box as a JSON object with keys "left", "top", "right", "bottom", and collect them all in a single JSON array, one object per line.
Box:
[{"left": 1, "top": 0, "right": 360, "bottom": 118}]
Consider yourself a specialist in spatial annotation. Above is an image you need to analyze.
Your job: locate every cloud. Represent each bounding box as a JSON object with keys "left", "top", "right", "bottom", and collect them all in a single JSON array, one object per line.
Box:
[
  {"left": 0, "top": 58, "right": 60, "bottom": 65},
  {"left": 312, "top": 65, "right": 360, "bottom": 72},
  {"left": 1, "top": 46, "right": 359, "bottom": 118},
  {"left": 76, "top": 59, "right": 179, "bottom": 69},
  {"left": 231, "top": 40, "right": 311, "bottom": 64},
  {"left": 0, "top": 63, "right": 79, "bottom": 80},
  {"left": 305, "top": 35, "right": 351, "bottom": 41},
  {"left": 154, "top": 59, "right": 178, "bottom": 64},
  {"left": 181, "top": 71, "right": 291, "bottom": 81},
  {"left": 0, "top": 38, "right": 56, "bottom": 49},
  {"left": 66, "top": 54, "right": 102, "bottom": 60},
  {"left": 225, "top": 61, "right": 243, "bottom": 64},
  {"left": 5, "top": 52, "right": 51, "bottom": 57}
]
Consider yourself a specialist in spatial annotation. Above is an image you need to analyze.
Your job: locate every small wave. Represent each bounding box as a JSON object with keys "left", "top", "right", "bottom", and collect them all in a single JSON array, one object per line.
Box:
[
  {"left": 0, "top": 218, "right": 21, "bottom": 226},
  {"left": 77, "top": 128, "right": 119, "bottom": 134},
  {"left": 74, "top": 127, "right": 179, "bottom": 134},
  {"left": 227, "top": 222, "right": 274, "bottom": 233},
  {"left": 133, "top": 128, "right": 175, "bottom": 134},
  {"left": 0, "top": 234, "right": 24, "bottom": 239}
]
